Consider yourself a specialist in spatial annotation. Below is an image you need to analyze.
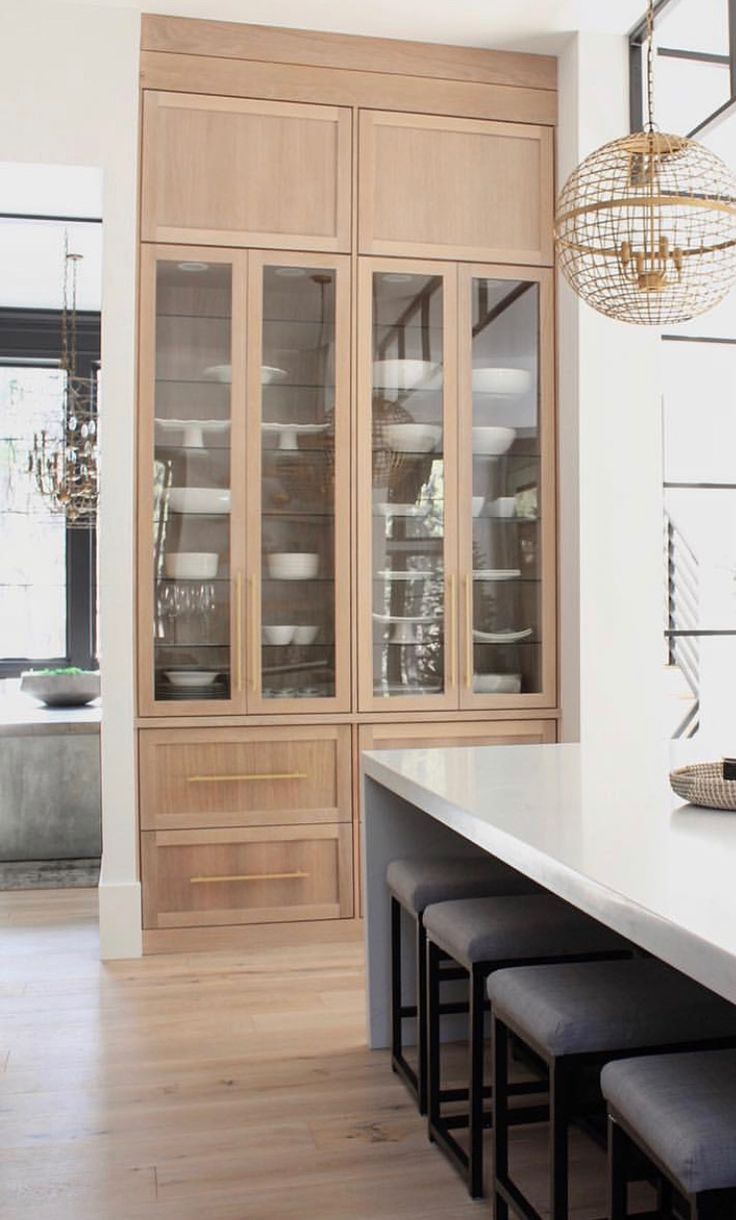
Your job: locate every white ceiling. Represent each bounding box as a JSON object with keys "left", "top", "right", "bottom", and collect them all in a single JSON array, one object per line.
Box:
[{"left": 64, "top": 0, "right": 651, "bottom": 54}]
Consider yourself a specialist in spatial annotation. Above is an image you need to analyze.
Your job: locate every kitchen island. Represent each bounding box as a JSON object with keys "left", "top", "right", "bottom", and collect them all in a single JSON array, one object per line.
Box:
[{"left": 362, "top": 742, "right": 736, "bottom": 1048}]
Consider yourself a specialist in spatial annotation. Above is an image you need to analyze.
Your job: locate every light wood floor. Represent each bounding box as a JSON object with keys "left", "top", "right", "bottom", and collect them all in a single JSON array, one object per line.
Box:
[{"left": 0, "top": 890, "right": 622, "bottom": 1220}]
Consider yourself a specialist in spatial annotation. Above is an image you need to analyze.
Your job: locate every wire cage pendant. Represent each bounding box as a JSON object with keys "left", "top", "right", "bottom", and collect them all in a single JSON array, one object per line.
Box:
[
  {"left": 554, "top": 1, "right": 736, "bottom": 325},
  {"left": 27, "top": 241, "right": 99, "bottom": 527}
]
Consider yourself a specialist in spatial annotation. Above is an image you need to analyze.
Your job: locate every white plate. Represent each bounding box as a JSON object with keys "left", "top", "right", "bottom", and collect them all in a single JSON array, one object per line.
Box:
[
  {"left": 375, "top": 570, "right": 437, "bottom": 581},
  {"left": 472, "top": 627, "right": 533, "bottom": 643},
  {"left": 168, "top": 488, "right": 231, "bottom": 514},
  {"left": 373, "top": 503, "right": 430, "bottom": 518},
  {"left": 373, "top": 612, "right": 441, "bottom": 625},
  {"left": 375, "top": 682, "right": 443, "bottom": 695},
  {"left": 372, "top": 359, "right": 440, "bottom": 391},
  {"left": 472, "top": 368, "right": 532, "bottom": 396},
  {"left": 473, "top": 569, "right": 521, "bottom": 581},
  {"left": 202, "top": 365, "right": 287, "bottom": 385},
  {"left": 164, "top": 670, "right": 220, "bottom": 688},
  {"left": 474, "top": 673, "right": 522, "bottom": 694},
  {"left": 156, "top": 418, "right": 230, "bottom": 449}
]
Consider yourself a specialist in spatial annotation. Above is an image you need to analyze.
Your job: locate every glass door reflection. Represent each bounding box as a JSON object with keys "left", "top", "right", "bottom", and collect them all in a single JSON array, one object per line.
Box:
[
  {"left": 151, "top": 257, "right": 237, "bottom": 704},
  {"left": 462, "top": 273, "right": 544, "bottom": 701},
  {"left": 365, "top": 266, "right": 457, "bottom": 706},
  {"left": 249, "top": 256, "right": 349, "bottom": 710}
]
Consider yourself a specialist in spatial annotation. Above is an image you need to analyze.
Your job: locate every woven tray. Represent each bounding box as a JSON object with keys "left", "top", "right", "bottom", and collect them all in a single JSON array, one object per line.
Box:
[{"left": 669, "top": 762, "right": 736, "bottom": 811}]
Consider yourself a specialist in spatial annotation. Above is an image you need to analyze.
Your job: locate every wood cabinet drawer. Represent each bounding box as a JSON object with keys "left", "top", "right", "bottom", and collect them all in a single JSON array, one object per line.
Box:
[
  {"left": 359, "top": 718, "right": 557, "bottom": 752},
  {"left": 139, "top": 726, "right": 351, "bottom": 830},
  {"left": 141, "top": 824, "right": 353, "bottom": 928},
  {"left": 141, "top": 92, "right": 352, "bottom": 251}
]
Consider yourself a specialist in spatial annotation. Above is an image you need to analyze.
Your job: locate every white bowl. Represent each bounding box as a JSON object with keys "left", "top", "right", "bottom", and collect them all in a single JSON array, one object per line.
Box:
[
  {"left": 471, "top": 426, "right": 516, "bottom": 456},
  {"left": 293, "top": 625, "right": 319, "bottom": 645},
  {"left": 164, "top": 671, "right": 220, "bottom": 688},
  {"left": 164, "top": 552, "right": 219, "bottom": 579},
  {"left": 267, "top": 553, "right": 319, "bottom": 580},
  {"left": 20, "top": 671, "right": 100, "bottom": 707},
  {"left": 491, "top": 496, "right": 516, "bottom": 519},
  {"left": 202, "top": 365, "right": 286, "bottom": 385},
  {"left": 384, "top": 423, "right": 442, "bottom": 453},
  {"left": 472, "top": 368, "right": 531, "bottom": 396},
  {"left": 262, "top": 625, "right": 296, "bottom": 645},
  {"left": 473, "top": 673, "right": 522, "bottom": 694},
  {"left": 472, "top": 496, "right": 485, "bottom": 518},
  {"left": 372, "top": 359, "right": 440, "bottom": 391},
  {"left": 168, "top": 488, "right": 231, "bottom": 515}
]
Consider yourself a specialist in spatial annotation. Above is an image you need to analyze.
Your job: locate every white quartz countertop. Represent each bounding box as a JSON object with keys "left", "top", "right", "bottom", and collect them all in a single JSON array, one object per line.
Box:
[{"left": 362, "top": 742, "right": 736, "bottom": 1005}]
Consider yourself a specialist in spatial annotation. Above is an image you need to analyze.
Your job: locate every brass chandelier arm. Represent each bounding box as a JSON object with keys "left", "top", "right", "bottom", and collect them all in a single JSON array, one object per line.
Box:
[{"left": 556, "top": 235, "right": 736, "bottom": 259}]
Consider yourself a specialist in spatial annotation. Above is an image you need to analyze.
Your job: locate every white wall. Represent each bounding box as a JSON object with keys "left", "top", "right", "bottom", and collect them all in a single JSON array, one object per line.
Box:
[
  {"left": 0, "top": 0, "right": 142, "bottom": 956},
  {"left": 557, "top": 33, "right": 664, "bottom": 750}
]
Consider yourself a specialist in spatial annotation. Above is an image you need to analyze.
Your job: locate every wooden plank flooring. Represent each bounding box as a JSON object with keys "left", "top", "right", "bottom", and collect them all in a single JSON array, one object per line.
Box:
[{"left": 0, "top": 889, "right": 632, "bottom": 1219}]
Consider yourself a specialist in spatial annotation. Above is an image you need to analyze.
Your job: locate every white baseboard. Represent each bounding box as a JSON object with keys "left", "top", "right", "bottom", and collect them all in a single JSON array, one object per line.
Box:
[{"left": 98, "top": 878, "right": 143, "bottom": 959}]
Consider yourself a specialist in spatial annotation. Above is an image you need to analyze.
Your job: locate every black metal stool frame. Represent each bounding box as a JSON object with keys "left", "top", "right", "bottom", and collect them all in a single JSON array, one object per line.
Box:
[
  {"left": 426, "top": 941, "right": 631, "bottom": 1199},
  {"left": 492, "top": 1009, "right": 736, "bottom": 1220},
  {"left": 390, "top": 895, "right": 467, "bottom": 1115},
  {"left": 608, "top": 1108, "right": 736, "bottom": 1220}
]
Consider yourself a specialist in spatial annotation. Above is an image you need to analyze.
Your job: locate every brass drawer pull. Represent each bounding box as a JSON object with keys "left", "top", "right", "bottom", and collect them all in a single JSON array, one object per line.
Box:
[
  {"left": 190, "top": 871, "right": 309, "bottom": 884},
  {"left": 186, "top": 771, "right": 308, "bottom": 783}
]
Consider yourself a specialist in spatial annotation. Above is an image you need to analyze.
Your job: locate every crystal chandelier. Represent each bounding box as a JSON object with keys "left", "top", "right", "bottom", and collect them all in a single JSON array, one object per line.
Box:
[
  {"left": 28, "top": 236, "right": 99, "bottom": 525},
  {"left": 554, "top": 0, "right": 736, "bottom": 325}
]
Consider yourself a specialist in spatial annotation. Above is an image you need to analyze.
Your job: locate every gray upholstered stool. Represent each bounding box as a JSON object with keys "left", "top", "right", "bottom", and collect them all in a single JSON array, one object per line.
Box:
[
  {"left": 423, "top": 893, "right": 631, "bottom": 1197},
  {"left": 489, "top": 959, "right": 736, "bottom": 1220},
  {"left": 386, "top": 855, "right": 537, "bottom": 1115},
  {"left": 602, "top": 1050, "right": 736, "bottom": 1220}
]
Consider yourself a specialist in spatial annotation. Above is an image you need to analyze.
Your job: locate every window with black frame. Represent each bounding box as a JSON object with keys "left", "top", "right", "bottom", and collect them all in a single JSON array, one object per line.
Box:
[
  {"left": 0, "top": 194, "right": 101, "bottom": 679},
  {"left": 631, "top": 0, "right": 736, "bottom": 739}
]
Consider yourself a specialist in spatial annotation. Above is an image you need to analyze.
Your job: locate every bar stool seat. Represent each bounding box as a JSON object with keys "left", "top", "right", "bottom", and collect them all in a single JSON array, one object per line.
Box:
[
  {"left": 423, "top": 894, "right": 632, "bottom": 1197},
  {"left": 490, "top": 959, "right": 736, "bottom": 1058},
  {"left": 386, "top": 854, "right": 538, "bottom": 1116},
  {"left": 424, "top": 893, "right": 627, "bottom": 970},
  {"left": 387, "top": 855, "right": 536, "bottom": 915},
  {"left": 602, "top": 1049, "right": 736, "bottom": 1202},
  {"left": 488, "top": 959, "right": 736, "bottom": 1220}
]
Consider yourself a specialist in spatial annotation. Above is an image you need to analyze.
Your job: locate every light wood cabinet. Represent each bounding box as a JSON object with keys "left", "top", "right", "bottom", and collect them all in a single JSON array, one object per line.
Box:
[
  {"left": 358, "top": 111, "right": 554, "bottom": 264},
  {"left": 359, "top": 719, "right": 556, "bottom": 753},
  {"left": 142, "top": 823, "right": 353, "bottom": 928},
  {"left": 136, "top": 18, "right": 558, "bottom": 949},
  {"left": 142, "top": 93, "right": 352, "bottom": 251},
  {"left": 139, "top": 725, "right": 352, "bottom": 830}
]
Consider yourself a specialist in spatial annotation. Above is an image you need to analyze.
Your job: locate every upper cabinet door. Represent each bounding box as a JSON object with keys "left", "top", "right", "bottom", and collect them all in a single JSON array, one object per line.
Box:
[
  {"left": 137, "top": 245, "right": 248, "bottom": 716},
  {"left": 245, "top": 252, "right": 352, "bottom": 714},
  {"left": 457, "top": 265, "right": 556, "bottom": 711},
  {"left": 359, "top": 111, "right": 554, "bottom": 265},
  {"left": 357, "top": 259, "right": 459, "bottom": 713},
  {"left": 142, "top": 93, "right": 352, "bottom": 252}
]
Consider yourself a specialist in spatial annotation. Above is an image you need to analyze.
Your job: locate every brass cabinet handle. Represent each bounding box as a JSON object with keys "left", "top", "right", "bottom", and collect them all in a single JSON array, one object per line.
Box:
[
  {"left": 464, "top": 575, "right": 473, "bottom": 689},
  {"left": 249, "top": 575, "right": 258, "bottom": 692},
  {"left": 190, "top": 871, "right": 309, "bottom": 885},
  {"left": 187, "top": 772, "right": 308, "bottom": 783},
  {"left": 447, "top": 573, "right": 456, "bottom": 688},
  {"left": 235, "top": 572, "right": 244, "bottom": 693}
]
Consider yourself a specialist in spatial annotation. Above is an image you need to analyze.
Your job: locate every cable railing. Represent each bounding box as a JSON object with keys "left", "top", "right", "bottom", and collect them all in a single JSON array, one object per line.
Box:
[{"left": 665, "top": 513, "right": 700, "bottom": 738}]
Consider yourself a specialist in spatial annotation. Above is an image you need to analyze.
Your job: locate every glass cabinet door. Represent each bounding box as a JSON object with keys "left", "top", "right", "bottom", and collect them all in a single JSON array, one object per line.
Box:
[
  {"left": 139, "top": 248, "right": 247, "bottom": 713},
  {"left": 246, "top": 253, "right": 350, "bottom": 712},
  {"left": 358, "top": 261, "right": 458, "bottom": 710},
  {"left": 458, "top": 266, "right": 555, "bottom": 708}
]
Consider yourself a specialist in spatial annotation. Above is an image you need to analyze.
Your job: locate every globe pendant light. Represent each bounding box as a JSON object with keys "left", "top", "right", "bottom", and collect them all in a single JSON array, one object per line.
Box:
[{"left": 555, "top": 0, "right": 736, "bottom": 325}]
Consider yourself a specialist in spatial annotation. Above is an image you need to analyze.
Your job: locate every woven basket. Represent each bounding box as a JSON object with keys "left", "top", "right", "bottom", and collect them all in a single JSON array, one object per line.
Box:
[{"left": 669, "top": 762, "right": 736, "bottom": 811}]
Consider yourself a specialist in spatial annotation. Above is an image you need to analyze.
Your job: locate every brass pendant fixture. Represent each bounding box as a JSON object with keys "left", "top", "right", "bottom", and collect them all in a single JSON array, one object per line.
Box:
[
  {"left": 554, "top": 0, "right": 736, "bottom": 325},
  {"left": 28, "top": 236, "right": 99, "bottom": 526}
]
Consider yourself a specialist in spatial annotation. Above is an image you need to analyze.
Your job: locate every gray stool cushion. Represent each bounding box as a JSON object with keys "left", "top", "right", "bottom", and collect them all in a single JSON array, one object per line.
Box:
[
  {"left": 602, "top": 1050, "right": 736, "bottom": 1194},
  {"left": 423, "top": 893, "right": 627, "bottom": 969},
  {"left": 386, "top": 855, "right": 537, "bottom": 916},
  {"left": 489, "top": 959, "right": 736, "bottom": 1058}
]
